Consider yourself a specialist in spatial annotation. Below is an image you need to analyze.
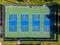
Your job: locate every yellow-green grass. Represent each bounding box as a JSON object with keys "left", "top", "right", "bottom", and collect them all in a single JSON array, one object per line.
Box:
[{"left": 3, "top": 0, "right": 60, "bottom": 4}]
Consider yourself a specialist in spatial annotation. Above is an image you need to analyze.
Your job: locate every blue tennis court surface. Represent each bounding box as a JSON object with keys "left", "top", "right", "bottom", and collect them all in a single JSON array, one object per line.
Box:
[
  {"left": 32, "top": 14, "right": 40, "bottom": 32},
  {"left": 9, "top": 14, "right": 51, "bottom": 32},
  {"left": 44, "top": 14, "right": 50, "bottom": 32},
  {"left": 8, "top": 14, "right": 51, "bottom": 32},
  {"left": 21, "top": 14, "right": 29, "bottom": 32},
  {"left": 9, "top": 14, "right": 17, "bottom": 32}
]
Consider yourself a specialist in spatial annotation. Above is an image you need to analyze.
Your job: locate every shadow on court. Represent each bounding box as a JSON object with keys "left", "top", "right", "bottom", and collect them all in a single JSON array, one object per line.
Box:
[{"left": 46, "top": 4, "right": 58, "bottom": 41}]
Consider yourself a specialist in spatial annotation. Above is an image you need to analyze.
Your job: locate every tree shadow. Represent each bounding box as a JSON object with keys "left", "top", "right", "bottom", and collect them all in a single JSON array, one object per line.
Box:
[
  {"left": 46, "top": 4, "right": 58, "bottom": 41},
  {"left": 58, "top": 4, "right": 60, "bottom": 34}
]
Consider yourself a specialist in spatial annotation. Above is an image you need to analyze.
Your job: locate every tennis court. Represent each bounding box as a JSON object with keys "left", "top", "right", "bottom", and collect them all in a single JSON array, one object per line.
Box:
[{"left": 3, "top": 5, "right": 54, "bottom": 40}]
